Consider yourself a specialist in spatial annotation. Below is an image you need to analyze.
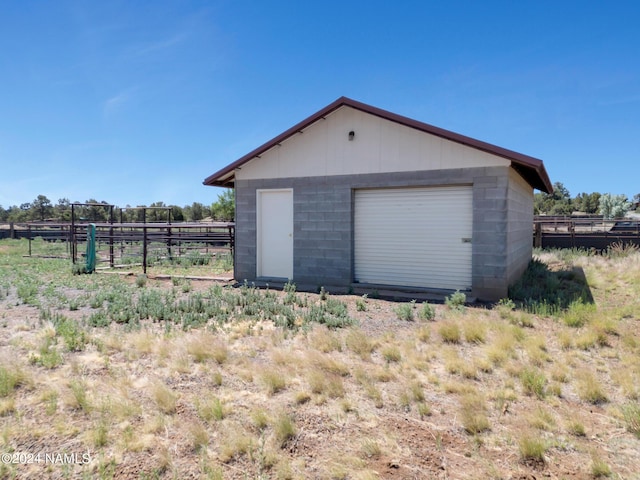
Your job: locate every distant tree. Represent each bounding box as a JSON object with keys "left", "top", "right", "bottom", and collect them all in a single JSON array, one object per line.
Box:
[
  {"left": 81, "top": 199, "right": 110, "bottom": 222},
  {"left": 185, "top": 202, "right": 206, "bottom": 222},
  {"left": 168, "top": 205, "right": 184, "bottom": 222},
  {"left": 148, "top": 202, "right": 170, "bottom": 222},
  {"left": 55, "top": 198, "right": 71, "bottom": 221},
  {"left": 549, "top": 201, "right": 573, "bottom": 215},
  {"left": 0, "top": 205, "right": 7, "bottom": 222},
  {"left": 633, "top": 193, "right": 640, "bottom": 211},
  {"left": 30, "top": 195, "right": 53, "bottom": 221},
  {"left": 6, "top": 204, "right": 29, "bottom": 222},
  {"left": 572, "top": 192, "right": 601, "bottom": 214},
  {"left": 133, "top": 206, "right": 147, "bottom": 223},
  {"left": 211, "top": 189, "right": 234, "bottom": 221},
  {"left": 534, "top": 182, "right": 572, "bottom": 215},
  {"left": 599, "top": 193, "right": 630, "bottom": 220},
  {"left": 119, "top": 206, "right": 137, "bottom": 223}
]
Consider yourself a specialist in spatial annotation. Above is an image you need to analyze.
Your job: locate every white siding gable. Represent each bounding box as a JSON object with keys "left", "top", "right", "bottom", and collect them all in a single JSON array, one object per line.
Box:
[{"left": 235, "top": 105, "right": 509, "bottom": 181}]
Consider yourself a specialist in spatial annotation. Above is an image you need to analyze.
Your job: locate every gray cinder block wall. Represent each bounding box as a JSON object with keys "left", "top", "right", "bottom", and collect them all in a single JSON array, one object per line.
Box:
[{"left": 234, "top": 164, "right": 528, "bottom": 301}]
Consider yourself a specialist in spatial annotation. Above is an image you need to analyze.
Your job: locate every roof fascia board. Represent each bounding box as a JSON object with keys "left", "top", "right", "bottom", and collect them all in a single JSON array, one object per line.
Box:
[{"left": 204, "top": 96, "right": 552, "bottom": 193}]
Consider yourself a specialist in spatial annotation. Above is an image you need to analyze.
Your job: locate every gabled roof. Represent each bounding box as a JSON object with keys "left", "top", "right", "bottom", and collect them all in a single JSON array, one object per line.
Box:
[{"left": 203, "top": 96, "right": 553, "bottom": 193}]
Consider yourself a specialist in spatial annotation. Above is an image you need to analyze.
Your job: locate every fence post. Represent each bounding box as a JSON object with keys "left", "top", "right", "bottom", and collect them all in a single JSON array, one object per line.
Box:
[
  {"left": 71, "top": 204, "right": 76, "bottom": 264},
  {"left": 569, "top": 221, "right": 575, "bottom": 248},
  {"left": 143, "top": 226, "right": 148, "bottom": 275},
  {"left": 28, "top": 224, "right": 32, "bottom": 256},
  {"left": 228, "top": 224, "right": 235, "bottom": 254},
  {"left": 109, "top": 206, "right": 114, "bottom": 268}
]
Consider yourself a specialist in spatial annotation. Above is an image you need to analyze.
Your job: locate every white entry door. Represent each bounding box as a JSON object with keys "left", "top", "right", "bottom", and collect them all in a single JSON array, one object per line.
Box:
[{"left": 257, "top": 189, "right": 293, "bottom": 279}]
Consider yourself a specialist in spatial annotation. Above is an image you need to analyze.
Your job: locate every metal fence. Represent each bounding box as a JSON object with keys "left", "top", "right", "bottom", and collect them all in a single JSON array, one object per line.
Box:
[
  {"left": 533, "top": 216, "right": 640, "bottom": 250},
  {"left": 0, "top": 221, "right": 234, "bottom": 273}
]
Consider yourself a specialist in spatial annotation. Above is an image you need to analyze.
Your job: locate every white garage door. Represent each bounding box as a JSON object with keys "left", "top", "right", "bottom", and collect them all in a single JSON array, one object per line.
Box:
[{"left": 354, "top": 186, "right": 472, "bottom": 290}]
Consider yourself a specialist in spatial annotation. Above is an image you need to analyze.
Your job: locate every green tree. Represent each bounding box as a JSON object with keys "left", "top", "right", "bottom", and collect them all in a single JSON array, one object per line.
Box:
[
  {"left": 211, "top": 189, "right": 234, "bottom": 221},
  {"left": 30, "top": 195, "right": 53, "bottom": 221},
  {"left": 148, "top": 202, "right": 170, "bottom": 222},
  {"left": 184, "top": 202, "right": 206, "bottom": 222},
  {"left": 80, "top": 200, "right": 110, "bottom": 222},
  {"left": 168, "top": 205, "right": 184, "bottom": 222},
  {"left": 534, "top": 182, "right": 572, "bottom": 215},
  {"left": 572, "top": 192, "right": 601, "bottom": 214},
  {"left": 6, "top": 204, "right": 30, "bottom": 222},
  {"left": 599, "top": 194, "right": 630, "bottom": 220},
  {"left": 55, "top": 198, "right": 71, "bottom": 221},
  {"left": 119, "top": 206, "right": 137, "bottom": 223},
  {"left": 0, "top": 205, "right": 7, "bottom": 222}
]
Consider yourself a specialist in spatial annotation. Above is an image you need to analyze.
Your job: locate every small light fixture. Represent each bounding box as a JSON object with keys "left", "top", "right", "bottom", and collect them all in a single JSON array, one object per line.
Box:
[{"left": 348, "top": 130, "right": 355, "bottom": 141}]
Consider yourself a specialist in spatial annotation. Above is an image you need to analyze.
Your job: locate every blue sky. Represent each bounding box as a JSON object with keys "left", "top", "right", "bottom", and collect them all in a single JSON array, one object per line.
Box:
[{"left": 1, "top": 0, "right": 639, "bottom": 209}]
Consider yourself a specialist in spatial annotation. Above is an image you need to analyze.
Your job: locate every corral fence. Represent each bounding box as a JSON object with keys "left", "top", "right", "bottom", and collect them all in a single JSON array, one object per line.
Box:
[
  {"left": 534, "top": 216, "right": 640, "bottom": 250},
  {"left": 0, "top": 221, "right": 234, "bottom": 274}
]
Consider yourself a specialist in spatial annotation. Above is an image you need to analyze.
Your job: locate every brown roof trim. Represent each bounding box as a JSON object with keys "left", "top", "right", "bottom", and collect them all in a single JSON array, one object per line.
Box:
[{"left": 203, "top": 96, "right": 553, "bottom": 193}]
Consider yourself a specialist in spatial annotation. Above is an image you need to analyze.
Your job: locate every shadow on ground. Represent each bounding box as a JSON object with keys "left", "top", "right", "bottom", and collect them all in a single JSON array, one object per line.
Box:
[{"left": 509, "top": 259, "right": 594, "bottom": 313}]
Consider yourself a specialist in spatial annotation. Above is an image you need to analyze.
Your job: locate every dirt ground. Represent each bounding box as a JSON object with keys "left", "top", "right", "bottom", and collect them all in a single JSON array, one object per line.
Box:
[{"left": 0, "top": 264, "right": 639, "bottom": 479}]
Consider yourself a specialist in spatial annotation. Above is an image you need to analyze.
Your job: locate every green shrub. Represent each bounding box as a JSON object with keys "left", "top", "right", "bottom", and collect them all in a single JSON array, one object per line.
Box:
[
  {"left": 30, "top": 338, "right": 63, "bottom": 369},
  {"left": 55, "top": 317, "right": 87, "bottom": 352},
  {"left": 418, "top": 302, "right": 436, "bottom": 321},
  {"left": 395, "top": 303, "right": 414, "bottom": 321},
  {"left": 283, "top": 281, "right": 297, "bottom": 305},
  {"left": 356, "top": 295, "right": 367, "bottom": 312},
  {"left": 445, "top": 290, "right": 466, "bottom": 310}
]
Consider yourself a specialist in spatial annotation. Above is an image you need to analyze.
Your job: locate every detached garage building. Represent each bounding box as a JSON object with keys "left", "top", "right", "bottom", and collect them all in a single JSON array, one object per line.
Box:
[{"left": 204, "top": 97, "right": 552, "bottom": 301}]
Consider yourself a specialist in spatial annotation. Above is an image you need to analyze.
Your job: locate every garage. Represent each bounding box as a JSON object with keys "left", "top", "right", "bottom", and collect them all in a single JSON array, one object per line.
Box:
[
  {"left": 354, "top": 186, "right": 473, "bottom": 291},
  {"left": 204, "top": 96, "right": 553, "bottom": 300}
]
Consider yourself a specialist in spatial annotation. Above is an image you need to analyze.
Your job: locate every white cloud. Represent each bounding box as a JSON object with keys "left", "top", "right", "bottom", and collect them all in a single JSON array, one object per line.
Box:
[{"left": 103, "top": 88, "right": 135, "bottom": 118}]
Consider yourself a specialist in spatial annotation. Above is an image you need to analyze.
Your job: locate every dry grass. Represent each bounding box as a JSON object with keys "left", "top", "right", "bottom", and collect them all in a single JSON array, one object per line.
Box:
[
  {"left": 575, "top": 371, "right": 608, "bottom": 404},
  {"left": 151, "top": 381, "right": 178, "bottom": 414},
  {"left": 273, "top": 412, "right": 297, "bottom": 448},
  {"left": 0, "top": 242, "right": 639, "bottom": 478},
  {"left": 196, "top": 395, "right": 226, "bottom": 422},
  {"left": 438, "top": 321, "right": 462, "bottom": 343},
  {"left": 518, "top": 433, "right": 547, "bottom": 463},
  {"left": 345, "top": 328, "right": 374, "bottom": 360},
  {"left": 459, "top": 392, "right": 490, "bottom": 434},
  {"left": 260, "top": 368, "right": 288, "bottom": 396}
]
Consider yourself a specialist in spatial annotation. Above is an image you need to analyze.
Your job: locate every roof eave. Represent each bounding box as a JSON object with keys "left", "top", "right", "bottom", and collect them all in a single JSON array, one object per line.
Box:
[{"left": 203, "top": 96, "right": 553, "bottom": 194}]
